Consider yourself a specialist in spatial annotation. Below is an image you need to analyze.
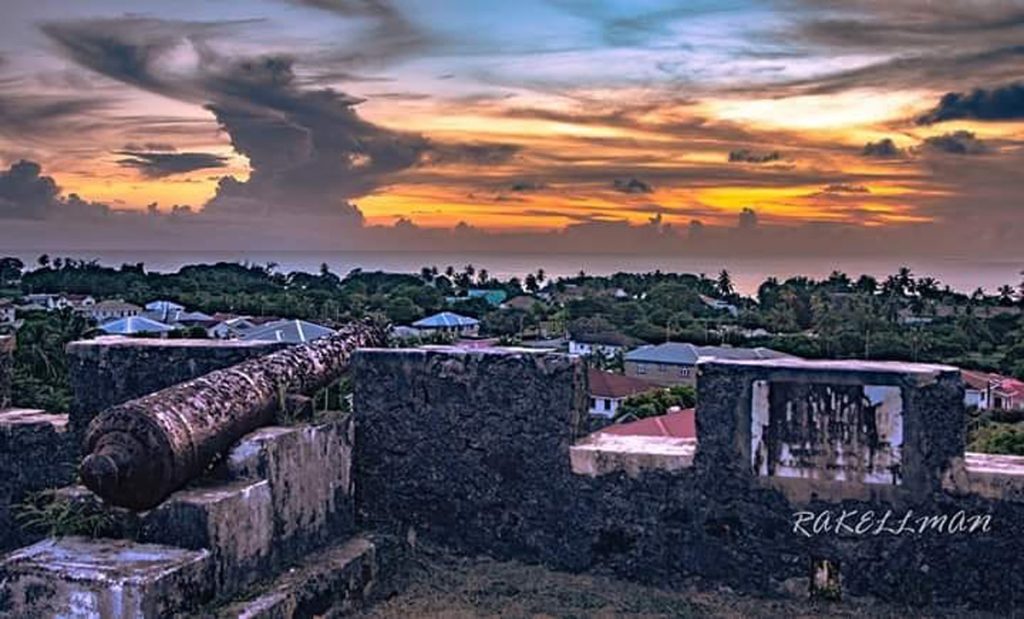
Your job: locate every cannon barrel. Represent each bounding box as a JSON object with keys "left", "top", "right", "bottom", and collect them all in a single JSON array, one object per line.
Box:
[{"left": 80, "top": 321, "right": 386, "bottom": 510}]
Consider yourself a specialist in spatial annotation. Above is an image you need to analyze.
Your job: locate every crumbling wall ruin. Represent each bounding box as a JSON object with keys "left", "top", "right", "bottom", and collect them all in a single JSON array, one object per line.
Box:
[{"left": 354, "top": 349, "right": 1024, "bottom": 612}]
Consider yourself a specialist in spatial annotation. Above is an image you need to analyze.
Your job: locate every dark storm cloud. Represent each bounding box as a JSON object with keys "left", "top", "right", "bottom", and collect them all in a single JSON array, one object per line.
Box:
[
  {"left": 0, "top": 160, "right": 59, "bottom": 219},
  {"left": 0, "top": 160, "right": 115, "bottom": 220},
  {"left": 917, "top": 83, "right": 1024, "bottom": 125},
  {"left": 40, "top": 18, "right": 500, "bottom": 222},
  {"left": 612, "top": 178, "right": 653, "bottom": 194},
  {"left": 116, "top": 151, "right": 230, "bottom": 178},
  {"left": 920, "top": 131, "right": 989, "bottom": 156},
  {"left": 861, "top": 138, "right": 906, "bottom": 159},
  {"left": 728, "top": 149, "right": 782, "bottom": 164}
]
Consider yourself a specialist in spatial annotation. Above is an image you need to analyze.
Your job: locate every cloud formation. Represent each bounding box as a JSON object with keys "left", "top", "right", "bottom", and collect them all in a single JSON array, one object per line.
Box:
[
  {"left": 728, "top": 149, "right": 782, "bottom": 164},
  {"left": 918, "top": 83, "right": 1024, "bottom": 124},
  {"left": 612, "top": 177, "right": 653, "bottom": 194},
  {"left": 861, "top": 138, "right": 906, "bottom": 159},
  {"left": 116, "top": 151, "right": 230, "bottom": 177},
  {"left": 920, "top": 131, "right": 989, "bottom": 156}
]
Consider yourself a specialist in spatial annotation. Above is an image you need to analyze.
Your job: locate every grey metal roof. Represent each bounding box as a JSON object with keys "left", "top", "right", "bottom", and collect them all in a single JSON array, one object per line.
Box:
[
  {"left": 625, "top": 342, "right": 790, "bottom": 365},
  {"left": 241, "top": 319, "right": 336, "bottom": 344},
  {"left": 412, "top": 312, "right": 479, "bottom": 328},
  {"left": 99, "top": 316, "right": 173, "bottom": 335}
]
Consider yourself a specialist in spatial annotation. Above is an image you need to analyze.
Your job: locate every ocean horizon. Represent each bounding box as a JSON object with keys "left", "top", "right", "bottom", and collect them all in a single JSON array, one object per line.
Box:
[{"left": 4, "top": 249, "right": 1020, "bottom": 296}]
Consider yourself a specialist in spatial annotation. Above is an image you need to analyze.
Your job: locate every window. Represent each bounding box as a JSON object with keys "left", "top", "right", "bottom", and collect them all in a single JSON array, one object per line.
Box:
[
  {"left": 636, "top": 363, "right": 647, "bottom": 375},
  {"left": 589, "top": 398, "right": 596, "bottom": 410},
  {"left": 602, "top": 399, "right": 611, "bottom": 411}
]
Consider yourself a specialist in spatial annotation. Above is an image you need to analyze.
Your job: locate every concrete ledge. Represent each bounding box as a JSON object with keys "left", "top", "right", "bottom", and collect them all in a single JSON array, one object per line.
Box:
[
  {"left": 218, "top": 534, "right": 405, "bottom": 618},
  {"left": 0, "top": 408, "right": 69, "bottom": 434},
  {"left": 953, "top": 452, "right": 1024, "bottom": 501},
  {"left": 0, "top": 537, "right": 214, "bottom": 618},
  {"left": 570, "top": 435, "right": 696, "bottom": 478}
]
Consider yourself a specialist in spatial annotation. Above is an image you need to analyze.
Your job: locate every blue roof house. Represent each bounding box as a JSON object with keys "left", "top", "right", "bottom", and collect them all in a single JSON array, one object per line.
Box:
[
  {"left": 99, "top": 316, "right": 174, "bottom": 336},
  {"left": 412, "top": 312, "right": 480, "bottom": 337}
]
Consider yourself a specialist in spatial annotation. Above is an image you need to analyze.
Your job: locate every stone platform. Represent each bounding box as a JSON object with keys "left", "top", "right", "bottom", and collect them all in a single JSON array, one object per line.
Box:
[{"left": 0, "top": 537, "right": 213, "bottom": 618}]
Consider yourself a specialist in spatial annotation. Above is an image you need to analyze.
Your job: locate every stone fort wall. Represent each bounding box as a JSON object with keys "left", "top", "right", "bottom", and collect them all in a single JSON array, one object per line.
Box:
[{"left": 353, "top": 348, "right": 1024, "bottom": 612}]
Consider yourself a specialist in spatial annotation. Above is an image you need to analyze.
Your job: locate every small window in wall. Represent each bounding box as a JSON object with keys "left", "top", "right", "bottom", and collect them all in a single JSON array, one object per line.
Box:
[
  {"left": 636, "top": 364, "right": 647, "bottom": 375},
  {"left": 602, "top": 399, "right": 611, "bottom": 412},
  {"left": 589, "top": 397, "right": 596, "bottom": 410}
]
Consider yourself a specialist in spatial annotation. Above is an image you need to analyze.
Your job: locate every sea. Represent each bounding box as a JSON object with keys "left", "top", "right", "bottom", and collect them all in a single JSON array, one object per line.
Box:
[{"left": 5, "top": 250, "right": 1022, "bottom": 297}]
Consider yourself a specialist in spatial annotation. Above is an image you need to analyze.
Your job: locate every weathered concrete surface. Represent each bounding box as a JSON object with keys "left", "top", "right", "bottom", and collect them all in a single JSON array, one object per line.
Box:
[
  {"left": 219, "top": 417, "right": 356, "bottom": 563},
  {"left": 80, "top": 323, "right": 384, "bottom": 510},
  {"left": 0, "top": 537, "right": 214, "bottom": 618},
  {"left": 0, "top": 409, "right": 75, "bottom": 551},
  {"left": 354, "top": 348, "right": 587, "bottom": 565},
  {"left": 697, "top": 358, "right": 964, "bottom": 503},
  {"left": 36, "top": 417, "right": 356, "bottom": 603},
  {"left": 354, "top": 349, "right": 1024, "bottom": 613},
  {"left": 217, "top": 534, "right": 406, "bottom": 618},
  {"left": 0, "top": 335, "right": 13, "bottom": 409},
  {"left": 571, "top": 435, "right": 696, "bottom": 477},
  {"left": 67, "top": 336, "right": 287, "bottom": 436},
  {"left": 142, "top": 480, "right": 275, "bottom": 596},
  {"left": 947, "top": 452, "right": 1024, "bottom": 502}
]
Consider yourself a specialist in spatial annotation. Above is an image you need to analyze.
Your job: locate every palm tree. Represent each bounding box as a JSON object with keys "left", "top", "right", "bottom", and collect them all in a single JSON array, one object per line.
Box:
[{"left": 716, "top": 269, "right": 734, "bottom": 297}]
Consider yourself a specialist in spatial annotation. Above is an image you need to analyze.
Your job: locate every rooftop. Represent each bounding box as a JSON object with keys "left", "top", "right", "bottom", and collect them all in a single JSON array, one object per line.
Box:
[
  {"left": 598, "top": 408, "right": 696, "bottom": 439},
  {"left": 413, "top": 312, "right": 479, "bottom": 329},
  {"left": 624, "top": 342, "right": 790, "bottom": 366},
  {"left": 241, "top": 319, "right": 335, "bottom": 344},
  {"left": 587, "top": 369, "right": 657, "bottom": 399},
  {"left": 98, "top": 316, "right": 172, "bottom": 335}
]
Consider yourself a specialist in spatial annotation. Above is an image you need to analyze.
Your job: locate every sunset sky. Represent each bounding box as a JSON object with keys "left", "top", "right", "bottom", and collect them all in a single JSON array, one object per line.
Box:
[{"left": 1, "top": 0, "right": 1023, "bottom": 256}]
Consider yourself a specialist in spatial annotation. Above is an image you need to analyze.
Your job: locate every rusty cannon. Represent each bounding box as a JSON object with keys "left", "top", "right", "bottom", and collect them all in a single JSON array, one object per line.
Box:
[{"left": 79, "top": 321, "right": 386, "bottom": 510}]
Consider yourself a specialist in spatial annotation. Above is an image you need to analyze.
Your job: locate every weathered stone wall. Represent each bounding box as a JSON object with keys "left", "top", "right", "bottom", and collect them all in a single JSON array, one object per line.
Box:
[
  {"left": 0, "top": 335, "right": 13, "bottom": 410},
  {"left": 354, "top": 349, "right": 1024, "bottom": 612},
  {"left": 66, "top": 336, "right": 286, "bottom": 437},
  {"left": 0, "top": 410, "right": 74, "bottom": 551}
]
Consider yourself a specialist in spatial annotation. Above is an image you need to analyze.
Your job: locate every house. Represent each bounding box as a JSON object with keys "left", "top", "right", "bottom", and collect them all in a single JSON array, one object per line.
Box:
[
  {"left": 64, "top": 294, "right": 96, "bottom": 312},
  {"left": 624, "top": 342, "right": 792, "bottom": 386},
  {"left": 208, "top": 315, "right": 257, "bottom": 339},
  {"left": 90, "top": 300, "right": 142, "bottom": 323},
  {"left": 241, "top": 319, "right": 336, "bottom": 344},
  {"left": 962, "top": 369, "right": 1024, "bottom": 411},
  {"left": 963, "top": 369, "right": 996, "bottom": 410},
  {"left": 587, "top": 369, "right": 658, "bottom": 418},
  {"left": 144, "top": 300, "right": 187, "bottom": 323},
  {"left": 145, "top": 300, "right": 185, "bottom": 314},
  {"left": 22, "top": 293, "right": 61, "bottom": 310},
  {"left": 467, "top": 289, "right": 508, "bottom": 307},
  {"left": 597, "top": 407, "right": 696, "bottom": 439},
  {"left": 0, "top": 299, "right": 14, "bottom": 325},
  {"left": 993, "top": 378, "right": 1024, "bottom": 411},
  {"left": 502, "top": 295, "right": 542, "bottom": 312},
  {"left": 412, "top": 312, "right": 479, "bottom": 337},
  {"left": 699, "top": 295, "right": 739, "bottom": 317},
  {"left": 99, "top": 316, "right": 173, "bottom": 336},
  {"left": 569, "top": 332, "right": 643, "bottom": 360}
]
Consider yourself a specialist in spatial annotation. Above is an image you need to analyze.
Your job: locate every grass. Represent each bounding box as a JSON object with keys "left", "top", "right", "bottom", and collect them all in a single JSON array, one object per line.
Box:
[{"left": 357, "top": 544, "right": 998, "bottom": 619}]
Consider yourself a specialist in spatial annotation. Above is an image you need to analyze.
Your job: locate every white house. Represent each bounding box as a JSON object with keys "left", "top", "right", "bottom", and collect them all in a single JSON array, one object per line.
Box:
[
  {"left": 89, "top": 300, "right": 143, "bottom": 323},
  {"left": 587, "top": 369, "right": 658, "bottom": 418},
  {"left": 568, "top": 332, "right": 640, "bottom": 360}
]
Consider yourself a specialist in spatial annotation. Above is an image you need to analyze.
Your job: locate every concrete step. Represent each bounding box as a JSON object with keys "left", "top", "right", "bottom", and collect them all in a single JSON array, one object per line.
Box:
[
  {"left": 0, "top": 536, "right": 214, "bottom": 618},
  {"left": 218, "top": 534, "right": 406, "bottom": 619}
]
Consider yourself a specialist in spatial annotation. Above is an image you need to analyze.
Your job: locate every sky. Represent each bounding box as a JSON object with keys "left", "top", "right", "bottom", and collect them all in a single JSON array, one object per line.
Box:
[{"left": 0, "top": 0, "right": 1023, "bottom": 257}]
